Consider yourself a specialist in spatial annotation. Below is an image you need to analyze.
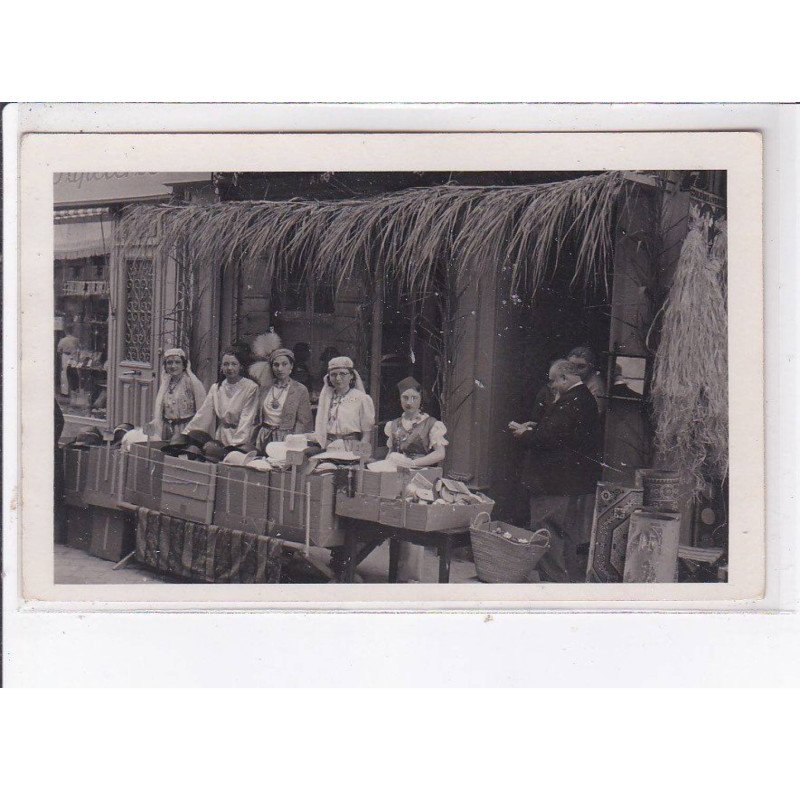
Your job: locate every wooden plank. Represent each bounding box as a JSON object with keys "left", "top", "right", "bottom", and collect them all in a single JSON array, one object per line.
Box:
[{"left": 369, "top": 262, "right": 384, "bottom": 422}]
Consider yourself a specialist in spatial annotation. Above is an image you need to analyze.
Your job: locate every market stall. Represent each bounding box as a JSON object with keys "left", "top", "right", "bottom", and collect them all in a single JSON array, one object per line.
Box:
[{"left": 56, "top": 169, "right": 730, "bottom": 585}]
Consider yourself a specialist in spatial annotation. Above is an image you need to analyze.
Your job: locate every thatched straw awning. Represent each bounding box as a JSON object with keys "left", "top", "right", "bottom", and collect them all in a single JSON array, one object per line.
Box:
[{"left": 117, "top": 171, "right": 630, "bottom": 299}]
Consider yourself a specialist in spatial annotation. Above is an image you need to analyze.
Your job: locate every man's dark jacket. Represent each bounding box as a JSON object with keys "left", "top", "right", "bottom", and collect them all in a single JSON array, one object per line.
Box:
[{"left": 519, "top": 382, "right": 602, "bottom": 496}]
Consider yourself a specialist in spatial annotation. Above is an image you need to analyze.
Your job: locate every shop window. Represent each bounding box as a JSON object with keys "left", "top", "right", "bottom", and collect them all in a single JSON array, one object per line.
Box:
[
  {"left": 281, "top": 281, "right": 306, "bottom": 313},
  {"left": 274, "top": 276, "right": 336, "bottom": 319},
  {"left": 313, "top": 282, "right": 335, "bottom": 314},
  {"left": 55, "top": 255, "right": 110, "bottom": 423}
]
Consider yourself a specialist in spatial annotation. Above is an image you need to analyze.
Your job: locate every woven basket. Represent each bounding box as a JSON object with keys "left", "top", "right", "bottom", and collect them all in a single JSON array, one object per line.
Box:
[{"left": 469, "top": 513, "right": 550, "bottom": 583}]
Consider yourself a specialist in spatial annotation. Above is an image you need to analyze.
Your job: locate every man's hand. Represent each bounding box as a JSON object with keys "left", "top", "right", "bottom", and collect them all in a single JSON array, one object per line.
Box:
[{"left": 508, "top": 421, "right": 535, "bottom": 438}]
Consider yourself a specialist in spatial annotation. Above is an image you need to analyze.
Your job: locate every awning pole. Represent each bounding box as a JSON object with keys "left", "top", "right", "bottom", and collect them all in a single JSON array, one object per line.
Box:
[{"left": 369, "top": 261, "right": 385, "bottom": 416}]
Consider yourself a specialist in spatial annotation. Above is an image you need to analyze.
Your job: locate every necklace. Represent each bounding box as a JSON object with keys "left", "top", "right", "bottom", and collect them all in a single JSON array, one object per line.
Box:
[
  {"left": 269, "top": 381, "right": 290, "bottom": 410},
  {"left": 328, "top": 388, "right": 352, "bottom": 424}
]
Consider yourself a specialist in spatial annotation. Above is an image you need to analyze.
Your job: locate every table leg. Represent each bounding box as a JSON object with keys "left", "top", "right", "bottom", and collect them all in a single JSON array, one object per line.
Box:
[
  {"left": 438, "top": 536, "right": 452, "bottom": 583},
  {"left": 388, "top": 538, "right": 400, "bottom": 583},
  {"left": 345, "top": 531, "right": 361, "bottom": 583},
  {"left": 333, "top": 530, "right": 360, "bottom": 584}
]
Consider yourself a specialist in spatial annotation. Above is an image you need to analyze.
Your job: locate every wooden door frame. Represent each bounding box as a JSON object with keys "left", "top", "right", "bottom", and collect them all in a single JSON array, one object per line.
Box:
[{"left": 109, "top": 235, "right": 163, "bottom": 428}]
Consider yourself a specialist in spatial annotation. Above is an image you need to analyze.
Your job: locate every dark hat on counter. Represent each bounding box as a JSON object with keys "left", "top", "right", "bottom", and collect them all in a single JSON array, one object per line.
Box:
[
  {"left": 185, "top": 430, "right": 213, "bottom": 449},
  {"left": 70, "top": 429, "right": 104, "bottom": 449},
  {"left": 181, "top": 445, "right": 205, "bottom": 461},
  {"left": 161, "top": 432, "right": 190, "bottom": 456},
  {"left": 202, "top": 440, "right": 227, "bottom": 464},
  {"left": 397, "top": 376, "right": 422, "bottom": 394},
  {"left": 112, "top": 422, "right": 135, "bottom": 445}
]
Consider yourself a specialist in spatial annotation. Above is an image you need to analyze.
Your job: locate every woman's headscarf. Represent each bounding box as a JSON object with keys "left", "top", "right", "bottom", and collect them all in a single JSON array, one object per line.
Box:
[
  {"left": 269, "top": 347, "right": 295, "bottom": 366},
  {"left": 314, "top": 356, "right": 367, "bottom": 448},
  {"left": 150, "top": 347, "right": 207, "bottom": 436}
]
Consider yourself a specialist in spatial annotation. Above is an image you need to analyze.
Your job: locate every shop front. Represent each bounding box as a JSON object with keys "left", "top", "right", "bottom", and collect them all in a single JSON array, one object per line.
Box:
[
  {"left": 54, "top": 172, "right": 210, "bottom": 434},
  {"left": 55, "top": 208, "right": 114, "bottom": 423},
  {"left": 84, "top": 168, "right": 729, "bottom": 583}
]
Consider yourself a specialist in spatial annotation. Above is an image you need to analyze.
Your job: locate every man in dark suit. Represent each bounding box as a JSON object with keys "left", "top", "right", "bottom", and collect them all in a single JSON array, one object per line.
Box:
[{"left": 513, "top": 359, "right": 602, "bottom": 582}]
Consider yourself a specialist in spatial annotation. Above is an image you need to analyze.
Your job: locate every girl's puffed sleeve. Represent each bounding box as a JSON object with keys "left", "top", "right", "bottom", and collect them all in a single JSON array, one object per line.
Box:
[
  {"left": 384, "top": 419, "right": 394, "bottom": 449},
  {"left": 359, "top": 392, "right": 376, "bottom": 433},
  {"left": 429, "top": 419, "right": 449, "bottom": 449}
]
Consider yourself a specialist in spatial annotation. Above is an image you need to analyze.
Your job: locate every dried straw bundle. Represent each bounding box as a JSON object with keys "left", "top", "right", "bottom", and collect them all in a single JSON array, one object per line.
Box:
[
  {"left": 651, "top": 208, "right": 728, "bottom": 491},
  {"left": 116, "top": 172, "right": 628, "bottom": 299}
]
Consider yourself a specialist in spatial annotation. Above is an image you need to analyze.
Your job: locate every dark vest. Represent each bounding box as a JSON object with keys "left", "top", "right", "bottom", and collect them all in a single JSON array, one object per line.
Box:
[{"left": 390, "top": 415, "right": 437, "bottom": 458}]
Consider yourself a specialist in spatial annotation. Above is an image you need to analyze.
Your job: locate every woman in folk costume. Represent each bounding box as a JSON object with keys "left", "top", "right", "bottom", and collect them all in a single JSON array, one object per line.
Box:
[
  {"left": 314, "top": 356, "right": 375, "bottom": 452},
  {"left": 385, "top": 376, "right": 448, "bottom": 467},
  {"left": 248, "top": 330, "right": 282, "bottom": 390},
  {"left": 184, "top": 347, "right": 260, "bottom": 449},
  {"left": 254, "top": 348, "right": 314, "bottom": 454},
  {"left": 148, "top": 347, "right": 207, "bottom": 440},
  {"left": 386, "top": 377, "right": 449, "bottom": 582}
]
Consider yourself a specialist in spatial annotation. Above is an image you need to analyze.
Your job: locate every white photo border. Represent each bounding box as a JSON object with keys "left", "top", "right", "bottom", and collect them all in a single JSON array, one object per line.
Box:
[{"left": 16, "top": 128, "right": 764, "bottom": 608}]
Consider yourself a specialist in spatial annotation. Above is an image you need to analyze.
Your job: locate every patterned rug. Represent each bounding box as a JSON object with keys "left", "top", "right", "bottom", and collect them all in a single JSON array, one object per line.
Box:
[
  {"left": 586, "top": 483, "right": 643, "bottom": 582},
  {"left": 135, "top": 507, "right": 283, "bottom": 583}
]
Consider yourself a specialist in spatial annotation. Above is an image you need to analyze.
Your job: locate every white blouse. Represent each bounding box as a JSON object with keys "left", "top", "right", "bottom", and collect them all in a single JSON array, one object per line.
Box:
[
  {"left": 185, "top": 377, "right": 259, "bottom": 448},
  {"left": 326, "top": 388, "right": 375, "bottom": 437}
]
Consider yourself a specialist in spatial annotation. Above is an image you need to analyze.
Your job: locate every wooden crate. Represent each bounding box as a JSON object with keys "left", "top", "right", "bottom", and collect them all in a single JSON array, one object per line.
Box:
[
  {"left": 88, "top": 507, "right": 136, "bottom": 562},
  {"left": 123, "top": 443, "right": 164, "bottom": 510},
  {"left": 379, "top": 495, "right": 495, "bottom": 532},
  {"left": 160, "top": 455, "right": 217, "bottom": 525},
  {"left": 356, "top": 466, "right": 443, "bottom": 499},
  {"left": 213, "top": 463, "right": 270, "bottom": 535},
  {"left": 63, "top": 446, "right": 91, "bottom": 506},
  {"left": 65, "top": 505, "right": 92, "bottom": 550},
  {"left": 267, "top": 469, "right": 344, "bottom": 548},
  {"left": 83, "top": 445, "right": 128, "bottom": 510},
  {"left": 334, "top": 490, "right": 382, "bottom": 522}
]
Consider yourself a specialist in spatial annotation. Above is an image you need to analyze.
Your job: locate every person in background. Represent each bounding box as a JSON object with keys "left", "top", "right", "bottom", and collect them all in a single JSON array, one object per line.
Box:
[
  {"left": 291, "top": 341, "right": 314, "bottom": 394},
  {"left": 385, "top": 376, "right": 449, "bottom": 582},
  {"left": 185, "top": 347, "right": 259, "bottom": 449},
  {"left": 254, "top": 347, "right": 313, "bottom": 453},
  {"left": 567, "top": 346, "right": 607, "bottom": 415},
  {"left": 248, "top": 331, "right": 281, "bottom": 389},
  {"left": 512, "top": 359, "right": 601, "bottom": 582},
  {"left": 148, "top": 347, "right": 207, "bottom": 440},
  {"left": 57, "top": 325, "right": 80, "bottom": 396},
  {"left": 314, "top": 356, "right": 375, "bottom": 452}
]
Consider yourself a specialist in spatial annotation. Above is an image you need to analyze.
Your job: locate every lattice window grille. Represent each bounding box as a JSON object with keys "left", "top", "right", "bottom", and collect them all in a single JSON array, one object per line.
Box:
[{"left": 124, "top": 258, "right": 154, "bottom": 363}]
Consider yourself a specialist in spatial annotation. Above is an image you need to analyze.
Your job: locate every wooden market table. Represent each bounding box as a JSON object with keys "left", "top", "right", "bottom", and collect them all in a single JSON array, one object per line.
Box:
[{"left": 338, "top": 518, "right": 471, "bottom": 584}]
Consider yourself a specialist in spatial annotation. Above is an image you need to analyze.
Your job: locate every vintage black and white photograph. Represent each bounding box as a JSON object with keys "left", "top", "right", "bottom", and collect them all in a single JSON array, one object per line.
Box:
[{"left": 49, "top": 161, "right": 738, "bottom": 589}]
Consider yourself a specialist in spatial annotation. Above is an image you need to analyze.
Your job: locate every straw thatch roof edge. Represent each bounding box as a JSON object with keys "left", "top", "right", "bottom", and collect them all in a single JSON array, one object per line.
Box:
[{"left": 116, "top": 171, "right": 631, "bottom": 300}]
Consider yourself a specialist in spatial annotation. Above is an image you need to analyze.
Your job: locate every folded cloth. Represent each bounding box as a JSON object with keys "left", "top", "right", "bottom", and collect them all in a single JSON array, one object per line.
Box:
[{"left": 366, "top": 459, "right": 398, "bottom": 472}]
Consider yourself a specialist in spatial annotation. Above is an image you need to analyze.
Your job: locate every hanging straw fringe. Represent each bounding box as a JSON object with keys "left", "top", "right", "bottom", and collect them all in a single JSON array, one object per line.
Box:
[
  {"left": 116, "top": 172, "right": 629, "bottom": 300},
  {"left": 651, "top": 209, "right": 728, "bottom": 492}
]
